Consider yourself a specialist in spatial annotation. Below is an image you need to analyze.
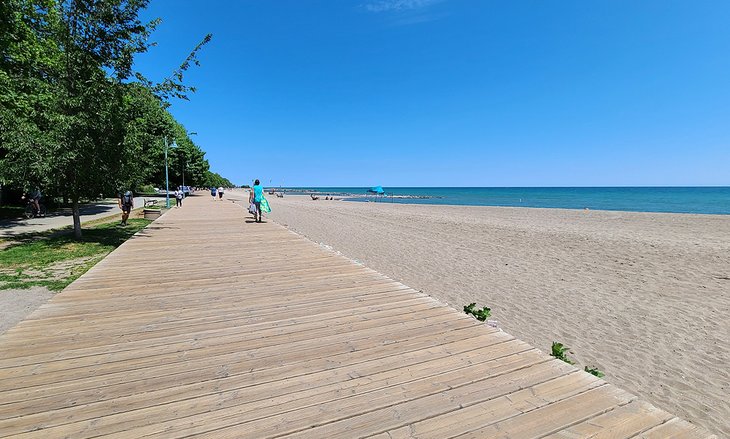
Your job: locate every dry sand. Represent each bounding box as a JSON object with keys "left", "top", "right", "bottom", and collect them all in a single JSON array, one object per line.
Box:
[{"left": 265, "top": 194, "right": 729, "bottom": 436}]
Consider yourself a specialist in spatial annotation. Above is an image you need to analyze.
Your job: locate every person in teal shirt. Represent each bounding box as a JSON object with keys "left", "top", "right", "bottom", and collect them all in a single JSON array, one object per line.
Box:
[{"left": 252, "top": 179, "right": 263, "bottom": 222}]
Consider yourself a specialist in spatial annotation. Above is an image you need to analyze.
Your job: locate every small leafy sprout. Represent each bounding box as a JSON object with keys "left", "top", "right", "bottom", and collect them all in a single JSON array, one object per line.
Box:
[
  {"left": 463, "top": 303, "right": 491, "bottom": 321},
  {"left": 551, "top": 341, "right": 574, "bottom": 365},
  {"left": 584, "top": 366, "right": 605, "bottom": 378}
]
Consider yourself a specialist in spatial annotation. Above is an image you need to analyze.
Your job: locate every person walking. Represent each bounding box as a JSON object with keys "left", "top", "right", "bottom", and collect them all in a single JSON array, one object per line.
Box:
[
  {"left": 252, "top": 179, "right": 263, "bottom": 222},
  {"left": 217, "top": 186, "right": 224, "bottom": 200},
  {"left": 30, "top": 187, "right": 42, "bottom": 215},
  {"left": 175, "top": 187, "right": 183, "bottom": 208},
  {"left": 210, "top": 186, "right": 217, "bottom": 200},
  {"left": 119, "top": 190, "right": 134, "bottom": 226}
]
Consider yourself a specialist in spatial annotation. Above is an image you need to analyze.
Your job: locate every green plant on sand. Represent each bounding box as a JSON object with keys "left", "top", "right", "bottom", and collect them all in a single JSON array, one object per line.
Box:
[
  {"left": 584, "top": 366, "right": 605, "bottom": 378},
  {"left": 550, "top": 341, "right": 575, "bottom": 365},
  {"left": 551, "top": 341, "right": 606, "bottom": 378},
  {"left": 463, "top": 303, "right": 491, "bottom": 321}
]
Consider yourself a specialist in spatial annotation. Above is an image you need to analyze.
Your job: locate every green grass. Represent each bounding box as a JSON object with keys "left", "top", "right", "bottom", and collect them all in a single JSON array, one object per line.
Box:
[{"left": 0, "top": 218, "right": 151, "bottom": 291}]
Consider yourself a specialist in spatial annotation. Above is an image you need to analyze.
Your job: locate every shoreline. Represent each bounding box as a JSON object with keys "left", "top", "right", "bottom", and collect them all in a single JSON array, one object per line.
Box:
[
  {"left": 262, "top": 191, "right": 730, "bottom": 217},
  {"left": 264, "top": 193, "right": 730, "bottom": 436}
]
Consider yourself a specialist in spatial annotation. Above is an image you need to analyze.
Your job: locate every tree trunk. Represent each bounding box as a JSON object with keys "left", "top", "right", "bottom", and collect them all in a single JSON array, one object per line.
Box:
[{"left": 72, "top": 197, "right": 82, "bottom": 239}]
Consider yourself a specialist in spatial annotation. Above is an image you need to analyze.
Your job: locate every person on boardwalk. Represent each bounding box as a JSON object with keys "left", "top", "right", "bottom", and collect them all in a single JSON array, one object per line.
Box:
[
  {"left": 210, "top": 186, "right": 217, "bottom": 200},
  {"left": 119, "top": 190, "right": 133, "bottom": 226},
  {"left": 175, "top": 187, "right": 183, "bottom": 208},
  {"left": 252, "top": 179, "right": 263, "bottom": 222},
  {"left": 217, "top": 186, "right": 224, "bottom": 200}
]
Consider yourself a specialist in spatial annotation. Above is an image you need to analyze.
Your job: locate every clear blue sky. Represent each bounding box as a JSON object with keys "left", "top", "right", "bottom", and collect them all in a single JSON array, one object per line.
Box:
[{"left": 134, "top": 0, "right": 730, "bottom": 187}]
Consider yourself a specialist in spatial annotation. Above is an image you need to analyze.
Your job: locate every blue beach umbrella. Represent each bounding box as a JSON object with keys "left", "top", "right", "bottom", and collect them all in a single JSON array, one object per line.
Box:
[{"left": 367, "top": 186, "right": 386, "bottom": 202}]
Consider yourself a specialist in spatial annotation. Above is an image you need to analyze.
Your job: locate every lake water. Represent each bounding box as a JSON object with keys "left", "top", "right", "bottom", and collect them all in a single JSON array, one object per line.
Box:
[{"left": 284, "top": 187, "right": 730, "bottom": 215}]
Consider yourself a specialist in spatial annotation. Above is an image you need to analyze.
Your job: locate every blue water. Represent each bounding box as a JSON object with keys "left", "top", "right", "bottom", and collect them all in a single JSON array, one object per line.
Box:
[{"left": 284, "top": 187, "right": 730, "bottom": 215}]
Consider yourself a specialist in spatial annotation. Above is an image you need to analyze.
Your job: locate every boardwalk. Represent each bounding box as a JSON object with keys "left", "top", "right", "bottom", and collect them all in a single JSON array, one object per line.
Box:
[{"left": 0, "top": 195, "right": 715, "bottom": 438}]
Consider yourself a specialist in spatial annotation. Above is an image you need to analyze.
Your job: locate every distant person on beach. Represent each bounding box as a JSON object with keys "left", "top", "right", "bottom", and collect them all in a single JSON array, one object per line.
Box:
[
  {"left": 210, "top": 187, "right": 217, "bottom": 200},
  {"left": 218, "top": 186, "right": 224, "bottom": 200},
  {"left": 175, "top": 187, "right": 183, "bottom": 208},
  {"left": 252, "top": 179, "right": 263, "bottom": 222},
  {"left": 118, "top": 190, "right": 133, "bottom": 226}
]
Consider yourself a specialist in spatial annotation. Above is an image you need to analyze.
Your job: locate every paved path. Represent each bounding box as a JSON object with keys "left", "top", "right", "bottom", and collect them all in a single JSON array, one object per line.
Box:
[
  {"left": 0, "top": 195, "right": 715, "bottom": 437},
  {"left": 0, "top": 197, "right": 146, "bottom": 237}
]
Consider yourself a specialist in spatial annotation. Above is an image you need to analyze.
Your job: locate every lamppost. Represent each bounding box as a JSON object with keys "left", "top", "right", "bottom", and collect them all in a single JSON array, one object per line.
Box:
[{"left": 164, "top": 136, "right": 177, "bottom": 208}]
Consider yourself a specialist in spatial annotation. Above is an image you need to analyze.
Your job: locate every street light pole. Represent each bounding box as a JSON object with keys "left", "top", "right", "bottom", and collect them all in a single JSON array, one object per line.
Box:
[
  {"left": 165, "top": 137, "right": 178, "bottom": 208},
  {"left": 165, "top": 136, "right": 170, "bottom": 208}
]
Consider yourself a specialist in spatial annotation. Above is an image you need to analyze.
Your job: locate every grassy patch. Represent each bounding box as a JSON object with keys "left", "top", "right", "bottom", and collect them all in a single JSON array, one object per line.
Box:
[{"left": 0, "top": 218, "right": 151, "bottom": 291}]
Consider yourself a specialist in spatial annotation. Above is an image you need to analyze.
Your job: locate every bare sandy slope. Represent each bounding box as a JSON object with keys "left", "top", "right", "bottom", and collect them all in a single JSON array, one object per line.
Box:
[{"left": 265, "top": 195, "right": 729, "bottom": 436}]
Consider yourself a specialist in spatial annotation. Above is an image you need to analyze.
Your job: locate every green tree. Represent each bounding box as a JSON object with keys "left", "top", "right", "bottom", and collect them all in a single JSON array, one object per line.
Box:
[
  {"left": 1, "top": 0, "right": 211, "bottom": 238},
  {"left": 118, "top": 83, "right": 172, "bottom": 191},
  {"left": 203, "top": 171, "right": 234, "bottom": 189},
  {"left": 0, "top": 0, "right": 63, "bottom": 196},
  {"left": 54, "top": 0, "right": 170, "bottom": 238}
]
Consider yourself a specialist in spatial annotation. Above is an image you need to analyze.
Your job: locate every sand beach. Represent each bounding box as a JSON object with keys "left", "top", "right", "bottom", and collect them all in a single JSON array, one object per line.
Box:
[{"left": 263, "top": 194, "right": 730, "bottom": 436}]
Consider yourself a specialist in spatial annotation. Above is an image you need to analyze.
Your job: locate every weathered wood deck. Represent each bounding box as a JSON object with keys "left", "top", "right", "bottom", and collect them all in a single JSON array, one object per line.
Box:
[{"left": 0, "top": 195, "right": 716, "bottom": 438}]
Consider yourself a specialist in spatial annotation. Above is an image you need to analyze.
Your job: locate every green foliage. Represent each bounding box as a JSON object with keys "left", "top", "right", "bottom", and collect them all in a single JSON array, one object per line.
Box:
[
  {"left": 550, "top": 341, "right": 575, "bottom": 365},
  {"left": 463, "top": 302, "right": 492, "bottom": 321},
  {"left": 137, "top": 184, "right": 156, "bottom": 194},
  {"left": 0, "top": 1, "right": 231, "bottom": 239},
  {"left": 0, "top": 218, "right": 151, "bottom": 290},
  {"left": 550, "top": 342, "right": 606, "bottom": 378},
  {"left": 203, "top": 171, "right": 234, "bottom": 188},
  {"left": 584, "top": 366, "right": 605, "bottom": 378}
]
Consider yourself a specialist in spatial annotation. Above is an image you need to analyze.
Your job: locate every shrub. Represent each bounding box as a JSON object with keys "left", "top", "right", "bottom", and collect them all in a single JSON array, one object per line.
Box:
[
  {"left": 550, "top": 341, "right": 574, "bottom": 365},
  {"left": 584, "top": 366, "right": 605, "bottom": 378},
  {"left": 137, "top": 184, "right": 156, "bottom": 194},
  {"left": 463, "top": 303, "right": 492, "bottom": 321}
]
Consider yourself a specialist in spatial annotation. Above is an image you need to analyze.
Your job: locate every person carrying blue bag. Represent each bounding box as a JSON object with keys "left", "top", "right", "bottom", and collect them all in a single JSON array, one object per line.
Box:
[{"left": 252, "top": 179, "right": 265, "bottom": 222}]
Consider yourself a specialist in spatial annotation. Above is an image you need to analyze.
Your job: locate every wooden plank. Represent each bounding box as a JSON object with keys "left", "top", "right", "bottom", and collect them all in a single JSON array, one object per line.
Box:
[
  {"left": 0, "top": 336, "right": 524, "bottom": 437},
  {"left": 637, "top": 418, "right": 718, "bottom": 439},
  {"left": 284, "top": 363, "right": 590, "bottom": 439},
  {"left": 543, "top": 400, "right": 674, "bottom": 439}
]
